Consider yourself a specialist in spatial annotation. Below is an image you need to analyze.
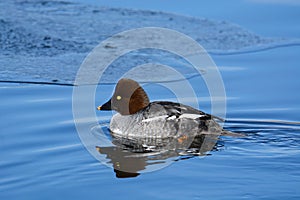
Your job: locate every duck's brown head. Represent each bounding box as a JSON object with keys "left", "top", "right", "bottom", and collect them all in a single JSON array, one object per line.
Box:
[{"left": 97, "top": 78, "right": 150, "bottom": 115}]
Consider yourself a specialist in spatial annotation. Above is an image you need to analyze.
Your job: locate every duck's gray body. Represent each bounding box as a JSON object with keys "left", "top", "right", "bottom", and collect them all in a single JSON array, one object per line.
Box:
[{"left": 110, "top": 101, "right": 224, "bottom": 140}]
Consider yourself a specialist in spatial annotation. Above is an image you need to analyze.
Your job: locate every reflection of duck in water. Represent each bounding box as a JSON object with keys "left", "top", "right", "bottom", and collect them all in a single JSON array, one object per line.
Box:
[
  {"left": 96, "top": 78, "right": 242, "bottom": 178},
  {"left": 96, "top": 133, "right": 220, "bottom": 178}
]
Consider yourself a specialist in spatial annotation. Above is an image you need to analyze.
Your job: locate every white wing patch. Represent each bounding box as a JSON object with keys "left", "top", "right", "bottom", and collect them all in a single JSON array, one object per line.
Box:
[
  {"left": 179, "top": 114, "right": 206, "bottom": 119},
  {"left": 167, "top": 115, "right": 177, "bottom": 120},
  {"left": 142, "top": 115, "right": 168, "bottom": 122},
  {"left": 142, "top": 113, "right": 206, "bottom": 122}
]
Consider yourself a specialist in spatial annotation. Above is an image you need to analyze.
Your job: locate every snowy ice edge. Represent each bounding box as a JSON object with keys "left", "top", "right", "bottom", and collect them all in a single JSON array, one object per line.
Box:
[
  {"left": 1, "top": 40, "right": 300, "bottom": 86},
  {"left": 1, "top": 0, "right": 300, "bottom": 84}
]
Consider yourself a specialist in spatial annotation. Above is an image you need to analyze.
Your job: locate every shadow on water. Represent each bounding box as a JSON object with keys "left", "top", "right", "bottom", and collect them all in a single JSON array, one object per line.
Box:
[{"left": 93, "top": 126, "right": 226, "bottom": 178}]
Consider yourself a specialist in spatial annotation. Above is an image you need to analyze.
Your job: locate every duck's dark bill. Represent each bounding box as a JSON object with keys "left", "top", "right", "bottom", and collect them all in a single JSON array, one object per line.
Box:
[{"left": 98, "top": 99, "right": 112, "bottom": 110}]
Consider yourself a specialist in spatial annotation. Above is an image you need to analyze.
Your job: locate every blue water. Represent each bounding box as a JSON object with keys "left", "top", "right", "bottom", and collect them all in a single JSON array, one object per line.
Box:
[
  {"left": 1, "top": 45, "right": 300, "bottom": 199},
  {"left": 1, "top": 1, "right": 300, "bottom": 199}
]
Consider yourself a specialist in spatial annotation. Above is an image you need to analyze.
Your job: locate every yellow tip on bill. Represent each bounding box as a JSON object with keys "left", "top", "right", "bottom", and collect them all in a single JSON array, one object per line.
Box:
[{"left": 97, "top": 106, "right": 101, "bottom": 110}]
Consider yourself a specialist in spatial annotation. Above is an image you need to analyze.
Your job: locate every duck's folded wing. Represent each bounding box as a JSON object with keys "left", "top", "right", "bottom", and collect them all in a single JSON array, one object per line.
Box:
[{"left": 151, "top": 101, "right": 224, "bottom": 121}]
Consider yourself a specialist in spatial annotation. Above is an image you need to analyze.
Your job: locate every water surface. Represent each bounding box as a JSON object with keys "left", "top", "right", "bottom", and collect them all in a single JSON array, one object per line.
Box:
[
  {"left": 1, "top": 0, "right": 300, "bottom": 199},
  {"left": 1, "top": 45, "right": 300, "bottom": 199}
]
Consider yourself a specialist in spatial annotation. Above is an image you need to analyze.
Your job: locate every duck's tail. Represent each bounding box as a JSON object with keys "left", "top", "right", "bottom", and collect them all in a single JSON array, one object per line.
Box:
[
  {"left": 221, "top": 129, "right": 246, "bottom": 137},
  {"left": 210, "top": 114, "right": 225, "bottom": 122},
  {"left": 209, "top": 115, "right": 245, "bottom": 137}
]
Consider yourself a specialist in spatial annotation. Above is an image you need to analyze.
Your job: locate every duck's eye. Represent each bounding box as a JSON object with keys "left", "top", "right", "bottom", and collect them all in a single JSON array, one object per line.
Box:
[{"left": 116, "top": 95, "right": 122, "bottom": 100}]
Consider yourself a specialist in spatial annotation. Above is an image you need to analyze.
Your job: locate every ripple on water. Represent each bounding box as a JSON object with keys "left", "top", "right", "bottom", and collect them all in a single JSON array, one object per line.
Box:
[{"left": 221, "top": 119, "right": 300, "bottom": 158}]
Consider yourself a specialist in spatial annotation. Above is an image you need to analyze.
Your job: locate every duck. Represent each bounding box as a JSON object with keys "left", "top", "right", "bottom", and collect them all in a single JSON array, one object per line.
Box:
[{"left": 97, "top": 78, "right": 236, "bottom": 143}]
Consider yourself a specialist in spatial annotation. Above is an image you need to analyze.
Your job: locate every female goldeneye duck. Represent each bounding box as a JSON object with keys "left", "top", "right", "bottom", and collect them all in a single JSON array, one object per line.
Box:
[{"left": 97, "top": 78, "right": 233, "bottom": 140}]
